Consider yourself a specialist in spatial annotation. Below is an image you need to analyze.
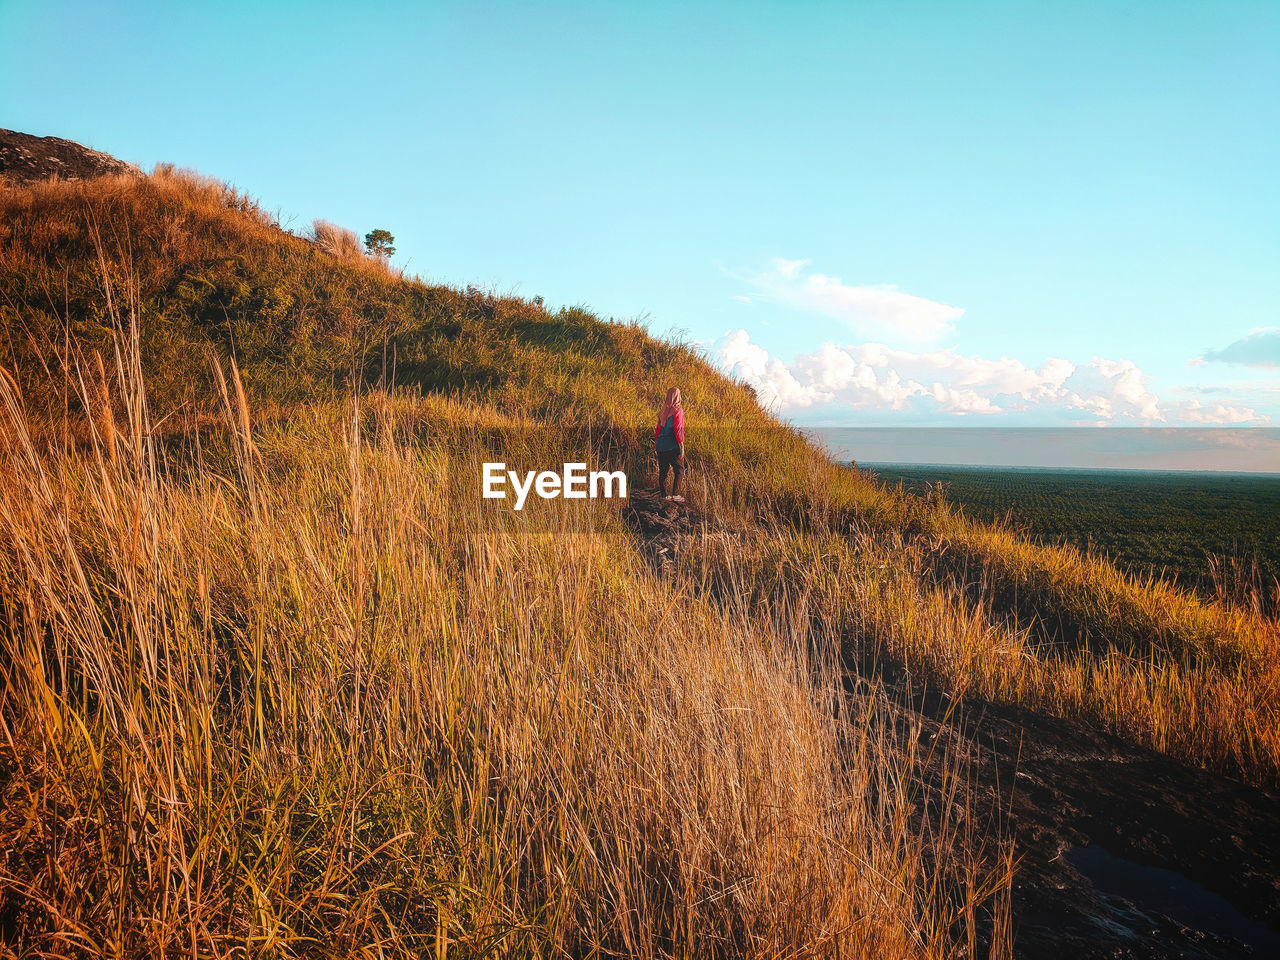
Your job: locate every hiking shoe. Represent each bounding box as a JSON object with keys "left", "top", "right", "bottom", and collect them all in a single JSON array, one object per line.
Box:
[{"left": 670, "top": 495, "right": 685, "bottom": 503}]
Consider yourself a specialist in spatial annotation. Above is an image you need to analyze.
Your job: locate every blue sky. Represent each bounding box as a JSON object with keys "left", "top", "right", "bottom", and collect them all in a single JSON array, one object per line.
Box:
[{"left": 3, "top": 0, "right": 1278, "bottom": 430}]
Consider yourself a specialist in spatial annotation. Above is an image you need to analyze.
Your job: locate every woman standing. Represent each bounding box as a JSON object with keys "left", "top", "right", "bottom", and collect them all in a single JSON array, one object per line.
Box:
[{"left": 654, "top": 386, "right": 685, "bottom": 502}]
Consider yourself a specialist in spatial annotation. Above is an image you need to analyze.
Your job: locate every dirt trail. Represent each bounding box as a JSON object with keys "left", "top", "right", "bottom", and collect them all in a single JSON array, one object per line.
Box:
[{"left": 622, "top": 488, "right": 703, "bottom": 570}]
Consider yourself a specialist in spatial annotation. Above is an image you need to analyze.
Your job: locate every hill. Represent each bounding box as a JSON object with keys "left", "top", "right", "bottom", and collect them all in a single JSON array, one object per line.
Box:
[{"left": 1, "top": 147, "right": 1278, "bottom": 958}]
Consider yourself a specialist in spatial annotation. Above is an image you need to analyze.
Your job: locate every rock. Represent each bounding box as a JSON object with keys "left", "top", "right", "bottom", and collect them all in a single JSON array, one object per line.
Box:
[{"left": 0, "top": 129, "right": 141, "bottom": 185}]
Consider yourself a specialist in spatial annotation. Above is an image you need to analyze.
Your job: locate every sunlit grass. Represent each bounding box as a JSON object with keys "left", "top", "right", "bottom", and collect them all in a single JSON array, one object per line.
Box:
[
  {"left": 2, "top": 167, "right": 1276, "bottom": 956},
  {"left": 0, "top": 309, "right": 1007, "bottom": 956}
]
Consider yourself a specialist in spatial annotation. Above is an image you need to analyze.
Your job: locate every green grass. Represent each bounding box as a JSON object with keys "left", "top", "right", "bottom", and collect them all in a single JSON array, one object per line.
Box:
[{"left": 866, "top": 464, "right": 1280, "bottom": 606}]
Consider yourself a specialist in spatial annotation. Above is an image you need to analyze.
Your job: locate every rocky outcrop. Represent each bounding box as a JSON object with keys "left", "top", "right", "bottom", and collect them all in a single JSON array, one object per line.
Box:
[{"left": 0, "top": 129, "right": 141, "bottom": 185}]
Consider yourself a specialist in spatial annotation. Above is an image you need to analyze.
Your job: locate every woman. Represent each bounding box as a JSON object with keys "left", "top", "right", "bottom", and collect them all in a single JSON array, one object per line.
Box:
[{"left": 654, "top": 386, "right": 685, "bottom": 502}]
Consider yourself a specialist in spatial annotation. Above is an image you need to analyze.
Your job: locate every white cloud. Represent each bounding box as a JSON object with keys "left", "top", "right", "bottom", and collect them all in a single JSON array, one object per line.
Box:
[
  {"left": 713, "top": 330, "right": 1269, "bottom": 425},
  {"left": 717, "top": 329, "right": 823, "bottom": 409},
  {"left": 1062, "top": 357, "right": 1164, "bottom": 423},
  {"left": 932, "top": 384, "right": 1003, "bottom": 415},
  {"left": 739, "top": 258, "right": 964, "bottom": 343},
  {"left": 794, "top": 340, "right": 1076, "bottom": 416},
  {"left": 1172, "top": 399, "right": 1267, "bottom": 425},
  {"left": 793, "top": 342, "right": 928, "bottom": 410},
  {"left": 773, "top": 257, "right": 809, "bottom": 279}
]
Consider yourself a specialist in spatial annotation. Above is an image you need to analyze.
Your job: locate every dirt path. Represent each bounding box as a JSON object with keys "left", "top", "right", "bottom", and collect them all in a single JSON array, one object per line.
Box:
[{"left": 621, "top": 488, "right": 703, "bottom": 570}]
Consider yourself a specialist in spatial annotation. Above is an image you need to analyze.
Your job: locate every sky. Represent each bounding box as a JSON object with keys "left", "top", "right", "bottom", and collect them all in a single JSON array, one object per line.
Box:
[{"left": 2, "top": 0, "right": 1279, "bottom": 439}]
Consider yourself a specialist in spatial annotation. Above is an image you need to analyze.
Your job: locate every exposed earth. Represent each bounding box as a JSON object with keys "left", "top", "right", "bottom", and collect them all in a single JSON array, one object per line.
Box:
[{"left": 913, "top": 687, "right": 1280, "bottom": 959}]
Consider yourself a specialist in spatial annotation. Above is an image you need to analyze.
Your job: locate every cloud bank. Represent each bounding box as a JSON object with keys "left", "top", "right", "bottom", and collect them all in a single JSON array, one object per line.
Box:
[{"left": 716, "top": 330, "right": 1267, "bottom": 426}]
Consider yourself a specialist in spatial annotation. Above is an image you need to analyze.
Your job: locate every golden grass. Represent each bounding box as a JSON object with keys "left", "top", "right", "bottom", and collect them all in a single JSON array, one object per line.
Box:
[
  {"left": 3, "top": 167, "right": 1277, "bottom": 955},
  {"left": 309, "top": 219, "right": 364, "bottom": 262},
  {"left": 0, "top": 309, "right": 1009, "bottom": 956},
  {"left": 676, "top": 490, "right": 1280, "bottom": 786}
]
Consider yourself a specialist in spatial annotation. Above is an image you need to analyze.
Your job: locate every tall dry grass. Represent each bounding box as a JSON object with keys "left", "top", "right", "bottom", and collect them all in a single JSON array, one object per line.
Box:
[
  {"left": 6, "top": 167, "right": 1275, "bottom": 954},
  {"left": 309, "top": 219, "right": 363, "bottom": 261},
  {"left": 0, "top": 300, "right": 1009, "bottom": 956},
  {"left": 676, "top": 500, "right": 1280, "bottom": 787}
]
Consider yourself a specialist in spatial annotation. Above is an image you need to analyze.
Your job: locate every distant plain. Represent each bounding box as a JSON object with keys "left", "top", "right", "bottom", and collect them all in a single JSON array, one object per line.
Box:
[{"left": 864, "top": 462, "right": 1280, "bottom": 605}]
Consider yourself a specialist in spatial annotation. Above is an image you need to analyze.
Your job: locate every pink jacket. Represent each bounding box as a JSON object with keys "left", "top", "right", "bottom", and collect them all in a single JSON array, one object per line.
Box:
[{"left": 654, "top": 407, "right": 685, "bottom": 445}]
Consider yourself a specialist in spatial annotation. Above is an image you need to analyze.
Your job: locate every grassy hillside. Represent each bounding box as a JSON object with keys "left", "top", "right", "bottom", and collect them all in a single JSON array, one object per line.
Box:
[{"left": 0, "top": 168, "right": 1276, "bottom": 957}]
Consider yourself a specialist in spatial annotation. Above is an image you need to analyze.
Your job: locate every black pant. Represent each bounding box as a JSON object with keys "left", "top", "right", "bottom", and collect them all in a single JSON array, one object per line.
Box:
[{"left": 657, "top": 449, "right": 682, "bottom": 496}]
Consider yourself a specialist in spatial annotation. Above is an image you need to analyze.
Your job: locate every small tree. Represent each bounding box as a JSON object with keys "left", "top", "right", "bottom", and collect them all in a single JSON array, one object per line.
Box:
[{"left": 364, "top": 228, "right": 396, "bottom": 259}]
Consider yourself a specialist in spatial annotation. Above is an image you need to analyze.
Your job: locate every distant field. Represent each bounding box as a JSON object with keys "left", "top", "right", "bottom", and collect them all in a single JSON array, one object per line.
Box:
[{"left": 864, "top": 464, "right": 1280, "bottom": 601}]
